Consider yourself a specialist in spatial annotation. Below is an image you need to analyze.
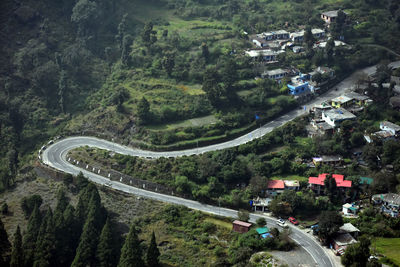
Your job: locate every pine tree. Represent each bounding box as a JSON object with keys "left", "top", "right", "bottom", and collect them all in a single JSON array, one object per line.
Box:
[
  {"left": 33, "top": 209, "right": 56, "bottom": 267},
  {"left": 118, "top": 225, "right": 144, "bottom": 267},
  {"left": 54, "top": 189, "right": 69, "bottom": 229},
  {"left": 96, "top": 218, "right": 117, "bottom": 267},
  {"left": 56, "top": 205, "right": 79, "bottom": 267},
  {"left": 0, "top": 218, "right": 11, "bottom": 266},
  {"left": 23, "top": 204, "right": 42, "bottom": 267},
  {"left": 71, "top": 193, "right": 104, "bottom": 267},
  {"left": 146, "top": 231, "right": 160, "bottom": 267},
  {"left": 76, "top": 171, "right": 88, "bottom": 190},
  {"left": 10, "top": 226, "right": 23, "bottom": 267}
]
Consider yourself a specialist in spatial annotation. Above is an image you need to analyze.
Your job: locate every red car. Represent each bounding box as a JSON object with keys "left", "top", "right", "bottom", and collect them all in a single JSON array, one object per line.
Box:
[{"left": 288, "top": 217, "right": 299, "bottom": 225}]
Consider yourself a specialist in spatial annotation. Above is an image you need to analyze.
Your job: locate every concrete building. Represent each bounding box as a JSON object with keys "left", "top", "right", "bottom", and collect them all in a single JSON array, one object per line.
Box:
[
  {"left": 284, "top": 180, "right": 300, "bottom": 190},
  {"left": 253, "top": 37, "right": 269, "bottom": 48},
  {"left": 321, "top": 10, "right": 346, "bottom": 24},
  {"left": 339, "top": 223, "right": 360, "bottom": 238},
  {"left": 331, "top": 95, "right": 353, "bottom": 108},
  {"left": 332, "top": 233, "right": 358, "bottom": 255},
  {"left": 267, "top": 180, "right": 285, "bottom": 195},
  {"left": 380, "top": 121, "right": 400, "bottom": 136},
  {"left": 251, "top": 197, "right": 272, "bottom": 212},
  {"left": 372, "top": 193, "right": 400, "bottom": 217},
  {"left": 245, "top": 49, "right": 283, "bottom": 62},
  {"left": 342, "top": 203, "right": 359, "bottom": 216},
  {"left": 262, "top": 68, "right": 288, "bottom": 80},
  {"left": 312, "top": 156, "right": 343, "bottom": 166},
  {"left": 322, "top": 108, "right": 356, "bottom": 127}
]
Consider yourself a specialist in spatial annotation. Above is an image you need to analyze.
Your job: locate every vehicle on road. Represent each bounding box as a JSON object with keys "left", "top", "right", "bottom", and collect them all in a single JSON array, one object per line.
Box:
[
  {"left": 289, "top": 217, "right": 299, "bottom": 225},
  {"left": 277, "top": 218, "right": 287, "bottom": 227}
]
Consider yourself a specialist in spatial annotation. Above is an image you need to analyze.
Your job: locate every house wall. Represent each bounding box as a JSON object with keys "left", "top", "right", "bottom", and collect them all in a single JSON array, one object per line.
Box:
[
  {"left": 288, "top": 83, "right": 309, "bottom": 95},
  {"left": 232, "top": 224, "right": 250, "bottom": 233}
]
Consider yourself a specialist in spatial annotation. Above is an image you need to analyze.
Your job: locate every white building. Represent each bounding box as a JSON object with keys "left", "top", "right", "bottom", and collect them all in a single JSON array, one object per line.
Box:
[
  {"left": 322, "top": 108, "right": 356, "bottom": 127},
  {"left": 380, "top": 121, "right": 400, "bottom": 136},
  {"left": 262, "top": 68, "right": 288, "bottom": 80}
]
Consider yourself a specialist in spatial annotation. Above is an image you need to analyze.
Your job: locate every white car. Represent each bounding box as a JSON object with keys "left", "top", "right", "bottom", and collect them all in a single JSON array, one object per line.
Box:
[{"left": 277, "top": 218, "right": 287, "bottom": 227}]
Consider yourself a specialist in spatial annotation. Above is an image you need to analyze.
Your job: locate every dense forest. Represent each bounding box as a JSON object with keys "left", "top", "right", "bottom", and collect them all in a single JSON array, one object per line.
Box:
[{"left": 0, "top": 173, "right": 163, "bottom": 267}]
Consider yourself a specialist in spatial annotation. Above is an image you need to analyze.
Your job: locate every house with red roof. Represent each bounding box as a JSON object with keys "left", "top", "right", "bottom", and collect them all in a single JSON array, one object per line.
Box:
[
  {"left": 267, "top": 180, "right": 285, "bottom": 195},
  {"left": 308, "top": 173, "right": 352, "bottom": 194}
]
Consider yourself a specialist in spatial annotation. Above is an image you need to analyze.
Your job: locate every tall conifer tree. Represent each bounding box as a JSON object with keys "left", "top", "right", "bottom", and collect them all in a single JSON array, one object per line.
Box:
[
  {"left": 146, "top": 231, "right": 160, "bottom": 267},
  {"left": 0, "top": 218, "right": 11, "bottom": 266},
  {"left": 10, "top": 226, "right": 23, "bottom": 267},
  {"left": 33, "top": 209, "right": 56, "bottom": 267},
  {"left": 96, "top": 217, "right": 117, "bottom": 267},
  {"left": 23, "top": 204, "right": 41, "bottom": 267},
  {"left": 117, "top": 224, "right": 144, "bottom": 267}
]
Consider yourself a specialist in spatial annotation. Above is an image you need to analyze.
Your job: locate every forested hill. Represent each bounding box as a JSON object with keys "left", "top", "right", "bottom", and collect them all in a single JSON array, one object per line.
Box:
[{"left": 1, "top": 0, "right": 400, "bottom": 192}]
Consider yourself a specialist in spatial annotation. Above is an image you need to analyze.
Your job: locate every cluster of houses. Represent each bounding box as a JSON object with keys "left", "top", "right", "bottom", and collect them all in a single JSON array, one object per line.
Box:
[
  {"left": 372, "top": 193, "right": 400, "bottom": 218},
  {"left": 364, "top": 121, "right": 400, "bottom": 143},
  {"left": 245, "top": 10, "right": 348, "bottom": 63},
  {"left": 260, "top": 65, "right": 336, "bottom": 98},
  {"left": 246, "top": 27, "right": 328, "bottom": 62},
  {"left": 287, "top": 66, "right": 336, "bottom": 96},
  {"left": 307, "top": 90, "right": 373, "bottom": 137}
]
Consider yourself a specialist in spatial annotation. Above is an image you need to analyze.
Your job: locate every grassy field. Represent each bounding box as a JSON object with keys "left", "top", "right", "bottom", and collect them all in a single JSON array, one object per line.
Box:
[
  {"left": 146, "top": 114, "right": 218, "bottom": 131},
  {"left": 374, "top": 238, "right": 400, "bottom": 266},
  {"left": 270, "top": 174, "right": 308, "bottom": 182},
  {"left": 204, "top": 217, "right": 233, "bottom": 230}
]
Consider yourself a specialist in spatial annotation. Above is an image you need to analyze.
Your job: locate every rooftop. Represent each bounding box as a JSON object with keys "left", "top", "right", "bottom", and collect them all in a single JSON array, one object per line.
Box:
[
  {"left": 312, "top": 28, "right": 325, "bottom": 35},
  {"left": 374, "top": 130, "right": 395, "bottom": 139},
  {"left": 233, "top": 220, "right": 252, "bottom": 228},
  {"left": 316, "top": 121, "right": 334, "bottom": 131},
  {"left": 265, "top": 68, "right": 287, "bottom": 76},
  {"left": 373, "top": 193, "right": 400, "bottom": 206},
  {"left": 339, "top": 223, "right": 360, "bottom": 233},
  {"left": 360, "top": 177, "right": 374, "bottom": 185},
  {"left": 333, "top": 233, "right": 358, "bottom": 246},
  {"left": 345, "top": 91, "right": 370, "bottom": 101},
  {"left": 267, "top": 180, "right": 285, "bottom": 189},
  {"left": 381, "top": 121, "right": 400, "bottom": 131},
  {"left": 284, "top": 180, "right": 300, "bottom": 187},
  {"left": 322, "top": 10, "right": 340, "bottom": 17},
  {"left": 256, "top": 227, "right": 270, "bottom": 235},
  {"left": 245, "top": 49, "right": 282, "bottom": 58},
  {"left": 313, "top": 156, "right": 342, "bottom": 162},
  {"left": 331, "top": 95, "right": 353, "bottom": 104},
  {"left": 253, "top": 37, "right": 268, "bottom": 44},
  {"left": 315, "top": 40, "right": 346, "bottom": 48},
  {"left": 323, "top": 108, "right": 356, "bottom": 121},
  {"left": 308, "top": 173, "right": 352, "bottom": 188},
  {"left": 274, "top": 29, "right": 289, "bottom": 35}
]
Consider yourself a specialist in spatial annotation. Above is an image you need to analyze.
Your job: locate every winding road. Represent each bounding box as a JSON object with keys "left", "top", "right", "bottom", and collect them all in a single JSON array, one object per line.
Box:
[{"left": 41, "top": 62, "right": 399, "bottom": 266}]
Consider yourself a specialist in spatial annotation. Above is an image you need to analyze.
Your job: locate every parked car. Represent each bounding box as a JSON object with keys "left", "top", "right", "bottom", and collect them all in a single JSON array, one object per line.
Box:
[
  {"left": 277, "top": 218, "right": 287, "bottom": 227},
  {"left": 288, "top": 217, "right": 299, "bottom": 225}
]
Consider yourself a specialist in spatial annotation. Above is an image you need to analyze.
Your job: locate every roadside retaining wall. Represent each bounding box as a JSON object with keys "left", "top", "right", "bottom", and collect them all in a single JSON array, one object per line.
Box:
[{"left": 65, "top": 156, "right": 185, "bottom": 198}]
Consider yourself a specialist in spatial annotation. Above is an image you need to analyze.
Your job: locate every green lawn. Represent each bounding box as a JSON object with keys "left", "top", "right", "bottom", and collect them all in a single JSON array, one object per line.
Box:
[
  {"left": 374, "top": 238, "right": 400, "bottom": 266},
  {"left": 270, "top": 174, "right": 308, "bottom": 182},
  {"left": 204, "top": 217, "right": 232, "bottom": 230},
  {"left": 146, "top": 115, "right": 218, "bottom": 131}
]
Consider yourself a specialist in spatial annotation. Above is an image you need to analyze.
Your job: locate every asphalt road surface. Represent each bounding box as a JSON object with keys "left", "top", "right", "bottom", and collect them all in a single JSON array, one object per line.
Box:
[{"left": 42, "top": 62, "right": 399, "bottom": 266}]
